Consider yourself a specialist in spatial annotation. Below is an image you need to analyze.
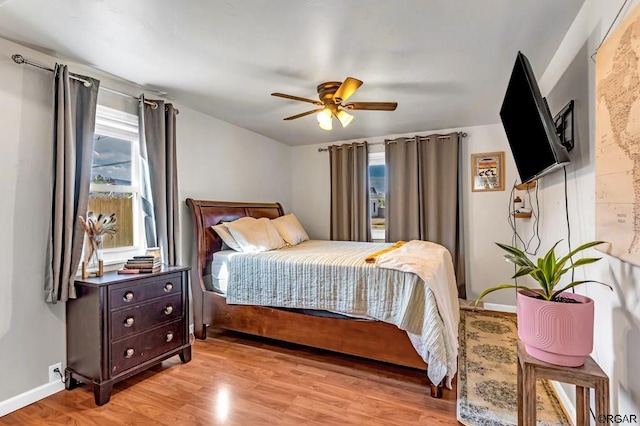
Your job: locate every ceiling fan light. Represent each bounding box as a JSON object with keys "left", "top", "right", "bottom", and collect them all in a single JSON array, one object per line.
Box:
[
  {"left": 318, "top": 119, "right": 333, "bottom": 131},
  {"left": 317, "top": 108, "right": 333, "bottom": 130},
  {"left": 336, "top": 110, "right": 354, "bottom": 128}
]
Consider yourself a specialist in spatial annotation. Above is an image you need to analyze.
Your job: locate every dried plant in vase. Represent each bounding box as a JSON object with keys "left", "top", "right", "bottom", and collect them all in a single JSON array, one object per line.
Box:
[{"left": 79, "top": 212, "right": 117, "bottom": 277}]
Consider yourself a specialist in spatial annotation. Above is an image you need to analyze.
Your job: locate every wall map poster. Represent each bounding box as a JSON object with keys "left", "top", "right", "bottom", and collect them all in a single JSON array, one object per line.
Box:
[{"left": 596, "top": 2, "right": 640, "bottom": 265}]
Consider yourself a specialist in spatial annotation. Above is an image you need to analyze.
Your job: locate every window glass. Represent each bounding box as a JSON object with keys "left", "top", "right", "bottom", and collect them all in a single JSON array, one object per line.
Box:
[
  {"left": 369, "top": 152, "right": 386, "bottom": 241},
  {"left": 91, "top": 136, "right": 132, "bottom": 184},
  {"left": 88, "top": 105, "right": 143, "bottom": 260}
]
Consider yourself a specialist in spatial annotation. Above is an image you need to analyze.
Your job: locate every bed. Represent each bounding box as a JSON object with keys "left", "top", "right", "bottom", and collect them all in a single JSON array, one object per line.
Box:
[{"left": 186, "top": 198, "right": 458, "bottom": 397}]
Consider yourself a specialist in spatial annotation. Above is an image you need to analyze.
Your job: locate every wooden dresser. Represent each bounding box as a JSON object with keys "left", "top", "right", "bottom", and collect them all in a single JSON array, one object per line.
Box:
[{"left": 65, "top": 265, "right": 191, "bottom": 405}]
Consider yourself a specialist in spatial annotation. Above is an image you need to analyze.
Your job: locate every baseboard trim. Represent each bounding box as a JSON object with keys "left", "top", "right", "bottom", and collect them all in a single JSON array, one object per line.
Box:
[
  {"left": 551, "top": 380, "right": 576, "bottom": 425},
  {"left": 0, "top": 381, "right": 64, "bottom": 417},
  {"left": 483, "top": 302, "right": 517, "bottom": 313}
]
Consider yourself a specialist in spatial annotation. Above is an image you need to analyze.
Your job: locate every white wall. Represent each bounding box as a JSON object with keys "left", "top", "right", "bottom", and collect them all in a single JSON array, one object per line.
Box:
[
  {"left": 534, "top": 0, "right": 640, "bottom": 416},
  {"left": 291, "top": 124, "right": 520, "bottom": 306},
  {"left": 176, "top": 107, "right": 292, "bottom": 268},
  {"left": 0, "top": 36, "right": 292, "bottom": 408},
  {"left": 0, "top": 38, "right": 66, "bottom": 404}
]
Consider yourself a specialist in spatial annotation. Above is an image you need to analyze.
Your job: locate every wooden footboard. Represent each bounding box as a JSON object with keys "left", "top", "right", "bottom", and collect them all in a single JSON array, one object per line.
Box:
[
  {"left": 203, "top": 290, "right": 426, "bottom": 369},
  {"left": 186, "top": 198, "right": 442, "bottom": 397}
]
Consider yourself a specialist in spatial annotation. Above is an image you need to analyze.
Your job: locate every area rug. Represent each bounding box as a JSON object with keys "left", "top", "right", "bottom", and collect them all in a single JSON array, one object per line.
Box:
[{"left": 457, "top": 309, "right": 571, "bottom": 426}]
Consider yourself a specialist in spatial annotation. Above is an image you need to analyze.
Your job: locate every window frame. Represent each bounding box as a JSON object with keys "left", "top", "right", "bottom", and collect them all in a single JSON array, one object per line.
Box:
[{"left": 90, "top": 105, "right": 146, "bottom": 265}]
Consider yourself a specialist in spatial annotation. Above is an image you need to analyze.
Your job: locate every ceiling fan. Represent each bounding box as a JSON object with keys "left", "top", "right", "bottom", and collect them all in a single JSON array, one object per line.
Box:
[{"left": 271, "top": 77, "right": 398, "bottom": 130}]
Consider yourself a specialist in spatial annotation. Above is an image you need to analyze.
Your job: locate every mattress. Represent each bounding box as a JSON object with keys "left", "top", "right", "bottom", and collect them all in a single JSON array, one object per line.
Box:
[{"left": 210, "top": 249, "right": 238, "bottom": 293}]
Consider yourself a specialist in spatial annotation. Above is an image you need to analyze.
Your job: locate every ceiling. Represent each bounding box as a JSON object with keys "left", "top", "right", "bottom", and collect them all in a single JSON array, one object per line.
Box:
[{"left": 0, "top": 0, "right": 584, "bottom": 146}]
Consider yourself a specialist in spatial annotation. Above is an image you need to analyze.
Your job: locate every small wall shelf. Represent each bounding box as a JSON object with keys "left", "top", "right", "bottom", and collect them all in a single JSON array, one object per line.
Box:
[
  {"left": 512, "top": 212, "right": 532, "bottom": 219},
  {"left": 515, "top": 181, "right": 537, "bottom": 191}
]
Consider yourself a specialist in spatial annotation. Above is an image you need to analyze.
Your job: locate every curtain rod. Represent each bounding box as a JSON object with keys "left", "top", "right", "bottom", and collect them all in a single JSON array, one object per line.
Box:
[
  {"left": 317, "top": 131, "right": 468, "bottom": 152},
  {"left": 11, "top": 54, "right": 178, "bottom": 114}
]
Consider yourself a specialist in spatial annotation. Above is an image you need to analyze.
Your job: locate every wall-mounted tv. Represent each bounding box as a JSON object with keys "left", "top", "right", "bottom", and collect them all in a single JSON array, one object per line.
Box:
[{"left": 500, "top": 51, "right": 570, "bottom": 184}]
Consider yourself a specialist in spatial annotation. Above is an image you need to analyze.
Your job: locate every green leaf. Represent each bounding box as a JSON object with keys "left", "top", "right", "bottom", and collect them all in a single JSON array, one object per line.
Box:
[
  {"left": 503, "top": 254, "right": 532, "bottom": 268},
  {"left": 542, "top": 247, "right": 556, "bottom": 284},
  {"left": 530, "top": 269, "right": 551, "bottom": 297},
  {"left": 556, "top": 258, "right": 602, "bottom": 280},
  {"left": 568, "top": 257, "right": 602, "bottom": 268},
  {"left": 475, "top": 284, "right": 537, "bottom": 305},
  {"left": 512, "top": 266, "right": 536, "bottom": 279},
  {"left": 495, "top": 242, "right": 535, "bottom": 267},
  {"left": 557, "top": 241, "right": 606, "bottom": 269},
  {"left": 551, "top": 280, "right": 613, "bottom": 300}
]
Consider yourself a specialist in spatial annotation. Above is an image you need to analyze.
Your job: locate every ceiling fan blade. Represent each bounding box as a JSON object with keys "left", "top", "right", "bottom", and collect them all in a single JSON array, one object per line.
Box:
[
  {"left": 332, "top": 77, "right": 363, "bottom": 104},
  {"left": 344, "top": 102, "right": 398, "bottom": 111},
  {"left": 283, "top": 109, "right": 324, "bottom": 121},
  {"left": 271, "top": 92, "right": 323, "bottom": 106}
]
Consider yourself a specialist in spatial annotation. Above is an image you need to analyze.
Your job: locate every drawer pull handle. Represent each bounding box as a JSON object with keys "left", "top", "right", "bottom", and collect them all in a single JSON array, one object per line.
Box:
[
  {"left": 124, "top": 348, "right": 134, "bottom": 358},
  {"left": 123, "top": 292, "right": 134, "bottom": 302},
  {"left": 164, "top": 283, "right": 173, "bottom": 292},
  {"left": 124, "top": 317, "right": 134, "bottom": 327},
  {"left": 166, "top": 331, "right": 174, "bottom": 343},
  {"left": 164, "top": 305, "right": 174, "bottom": 315}
]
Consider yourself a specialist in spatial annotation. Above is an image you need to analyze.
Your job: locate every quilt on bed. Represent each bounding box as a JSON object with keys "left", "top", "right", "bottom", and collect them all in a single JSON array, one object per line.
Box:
[{"left": 225, "top": 239, "right": 458, "bottom": 387}]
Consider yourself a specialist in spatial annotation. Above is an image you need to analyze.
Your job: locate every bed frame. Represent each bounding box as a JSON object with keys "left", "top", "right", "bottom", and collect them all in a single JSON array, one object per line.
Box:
[{"left": 185, "top": 198, "right": 443, "bottom": 397}]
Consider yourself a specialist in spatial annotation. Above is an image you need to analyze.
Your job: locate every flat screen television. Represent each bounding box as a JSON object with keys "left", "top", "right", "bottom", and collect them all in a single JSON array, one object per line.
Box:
[{"left": 500, "top": 51, "right": 570, "bottom": 184}]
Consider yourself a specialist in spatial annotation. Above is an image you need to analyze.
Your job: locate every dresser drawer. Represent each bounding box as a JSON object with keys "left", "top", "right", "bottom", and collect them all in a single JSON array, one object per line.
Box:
[
  {"left": 109, "top": 273, "right": 182, "bottom": 310},
  {"left": 111, "top": 293, "right": 183, "bottom": 341},
  {"left": 111, "top": 321, "right": 184, "bottom": 375}
]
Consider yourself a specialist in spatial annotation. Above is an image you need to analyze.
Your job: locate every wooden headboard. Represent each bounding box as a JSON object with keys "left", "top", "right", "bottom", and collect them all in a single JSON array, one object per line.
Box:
[{"left": 185, "top": 199, "right": 285, "bottom": 291}]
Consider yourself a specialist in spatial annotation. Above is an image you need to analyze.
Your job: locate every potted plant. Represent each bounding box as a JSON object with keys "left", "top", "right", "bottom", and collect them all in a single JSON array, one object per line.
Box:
[{"left": 476, "top": 240, "right": 611, "bottom": 367}]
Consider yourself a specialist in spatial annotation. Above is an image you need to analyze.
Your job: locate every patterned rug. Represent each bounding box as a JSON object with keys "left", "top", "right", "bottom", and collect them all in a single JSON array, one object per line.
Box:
[{"left": 457, "top": 309, "right": 571, "bottom": 425}]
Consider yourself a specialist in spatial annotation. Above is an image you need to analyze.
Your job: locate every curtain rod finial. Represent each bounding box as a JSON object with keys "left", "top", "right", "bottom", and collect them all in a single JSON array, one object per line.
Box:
[{"left": 11, "top": 54, "right": 24, "bottom": 64}]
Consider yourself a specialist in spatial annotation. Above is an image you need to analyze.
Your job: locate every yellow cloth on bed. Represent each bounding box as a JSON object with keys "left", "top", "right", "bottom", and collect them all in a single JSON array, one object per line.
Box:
[{"left": 364, "top": 240, "right": 407, "bottom": 263}]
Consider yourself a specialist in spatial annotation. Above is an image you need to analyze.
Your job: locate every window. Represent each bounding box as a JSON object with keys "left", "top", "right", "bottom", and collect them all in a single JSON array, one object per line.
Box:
[
  {"left": 369, "top": 151, "right": 386, "bottom": 241},
  {"left": 89, "top": 105, "right": 144, "bottom": 263}
]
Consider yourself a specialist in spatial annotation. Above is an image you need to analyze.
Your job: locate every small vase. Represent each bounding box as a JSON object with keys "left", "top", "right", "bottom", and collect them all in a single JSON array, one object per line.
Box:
[{"left": 83, "top": 234, "right": 104, "bottom": 277}]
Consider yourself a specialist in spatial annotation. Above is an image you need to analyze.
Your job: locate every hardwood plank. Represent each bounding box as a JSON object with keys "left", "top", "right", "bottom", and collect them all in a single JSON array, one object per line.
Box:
[{"left": 1, "top": 330, "right": 460, "bottom": 425}]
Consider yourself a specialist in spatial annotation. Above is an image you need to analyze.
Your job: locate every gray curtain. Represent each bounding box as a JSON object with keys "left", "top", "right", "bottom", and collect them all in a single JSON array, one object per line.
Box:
[
  {"left": 330, "top": 142, "right": 371, "bottom": 242},
  {"left": 139, "top": 95, "right": 180, "bottom": 265},
  {"left": 385, "top": 133, "right": 466, "bottom": 298},
  {"left": 45, "top": 64, "right": 99, "bottom": 303},
  {"left": 385, "top": 137, "right": 420, "bottom": 241}
]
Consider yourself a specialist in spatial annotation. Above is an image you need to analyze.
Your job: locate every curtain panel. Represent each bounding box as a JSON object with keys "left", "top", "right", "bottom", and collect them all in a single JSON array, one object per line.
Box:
[
  {"left": 139, "top": 95, "right": 180, "bottom": 265},
  {"left": 385, "top": 133, "right": 466, "bottom": 298},
  {"left": 45, "top": 64, "right": 100, "bottom": 303},
  {"left": 329, "top": 142, "right": 371, "bottom": 242}
]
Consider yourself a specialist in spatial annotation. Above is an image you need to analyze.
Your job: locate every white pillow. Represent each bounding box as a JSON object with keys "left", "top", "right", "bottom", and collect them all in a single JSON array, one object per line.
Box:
[
  {"left": 271, "top": 213, "right": 309, "bottom": 246},
  {"left": 211, "top": 217, "right": 255, "bottom": 252},
  {"left": 225, "top": 217, "right": 286, "bottom": 253}
]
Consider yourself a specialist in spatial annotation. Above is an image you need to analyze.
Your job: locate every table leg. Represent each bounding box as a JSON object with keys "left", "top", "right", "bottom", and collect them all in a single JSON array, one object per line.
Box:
[
  {"left": 523, "top": 364, "right": 537, "bottom": 426},
  {"left": 576, "top": 386, "right": 589, "bottom": 426},
  {"left": 517, "top": 357, "right": 523, "bottom": 426},
  {"left": 596, "top": 379, "right": 610, "bottom": 425},
  {"left": 93, "top": 381, "right": 113, "bottom": 406}
]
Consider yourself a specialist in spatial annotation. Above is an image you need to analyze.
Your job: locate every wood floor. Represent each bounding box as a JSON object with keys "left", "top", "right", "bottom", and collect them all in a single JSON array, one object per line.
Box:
[{"left": 1, "top": 330, "right": 460, "bottom": 425}]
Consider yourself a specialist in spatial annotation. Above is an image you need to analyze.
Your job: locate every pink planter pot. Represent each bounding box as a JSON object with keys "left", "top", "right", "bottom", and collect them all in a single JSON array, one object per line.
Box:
[{"left": 516, "top": 290, "right": 594, "bottom": 367}]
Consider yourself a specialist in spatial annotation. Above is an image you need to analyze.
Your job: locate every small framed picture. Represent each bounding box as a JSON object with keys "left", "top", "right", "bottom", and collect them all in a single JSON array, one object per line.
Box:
[{"left": 471, "top": 151, "right": 505, "bottom": 192}]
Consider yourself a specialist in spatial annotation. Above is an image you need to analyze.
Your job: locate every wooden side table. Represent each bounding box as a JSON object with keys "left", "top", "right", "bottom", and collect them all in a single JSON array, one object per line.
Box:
[{"left": 517, "top": 340, "right": 610, "bottom": 426}]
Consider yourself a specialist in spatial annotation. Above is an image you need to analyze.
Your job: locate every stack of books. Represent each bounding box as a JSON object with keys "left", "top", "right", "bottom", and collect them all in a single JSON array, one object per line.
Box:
[{"left": 118, "top": 254, "right": 161, "bottom": 274}]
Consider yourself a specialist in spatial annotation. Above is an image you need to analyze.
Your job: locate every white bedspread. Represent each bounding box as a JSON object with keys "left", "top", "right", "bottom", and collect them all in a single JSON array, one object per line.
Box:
[
  {"left": 226, "top": 240, "right": 458, "bottom": 387},
  {"left": 376, "top": 240, "right": 459, "bottom": 386}
]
